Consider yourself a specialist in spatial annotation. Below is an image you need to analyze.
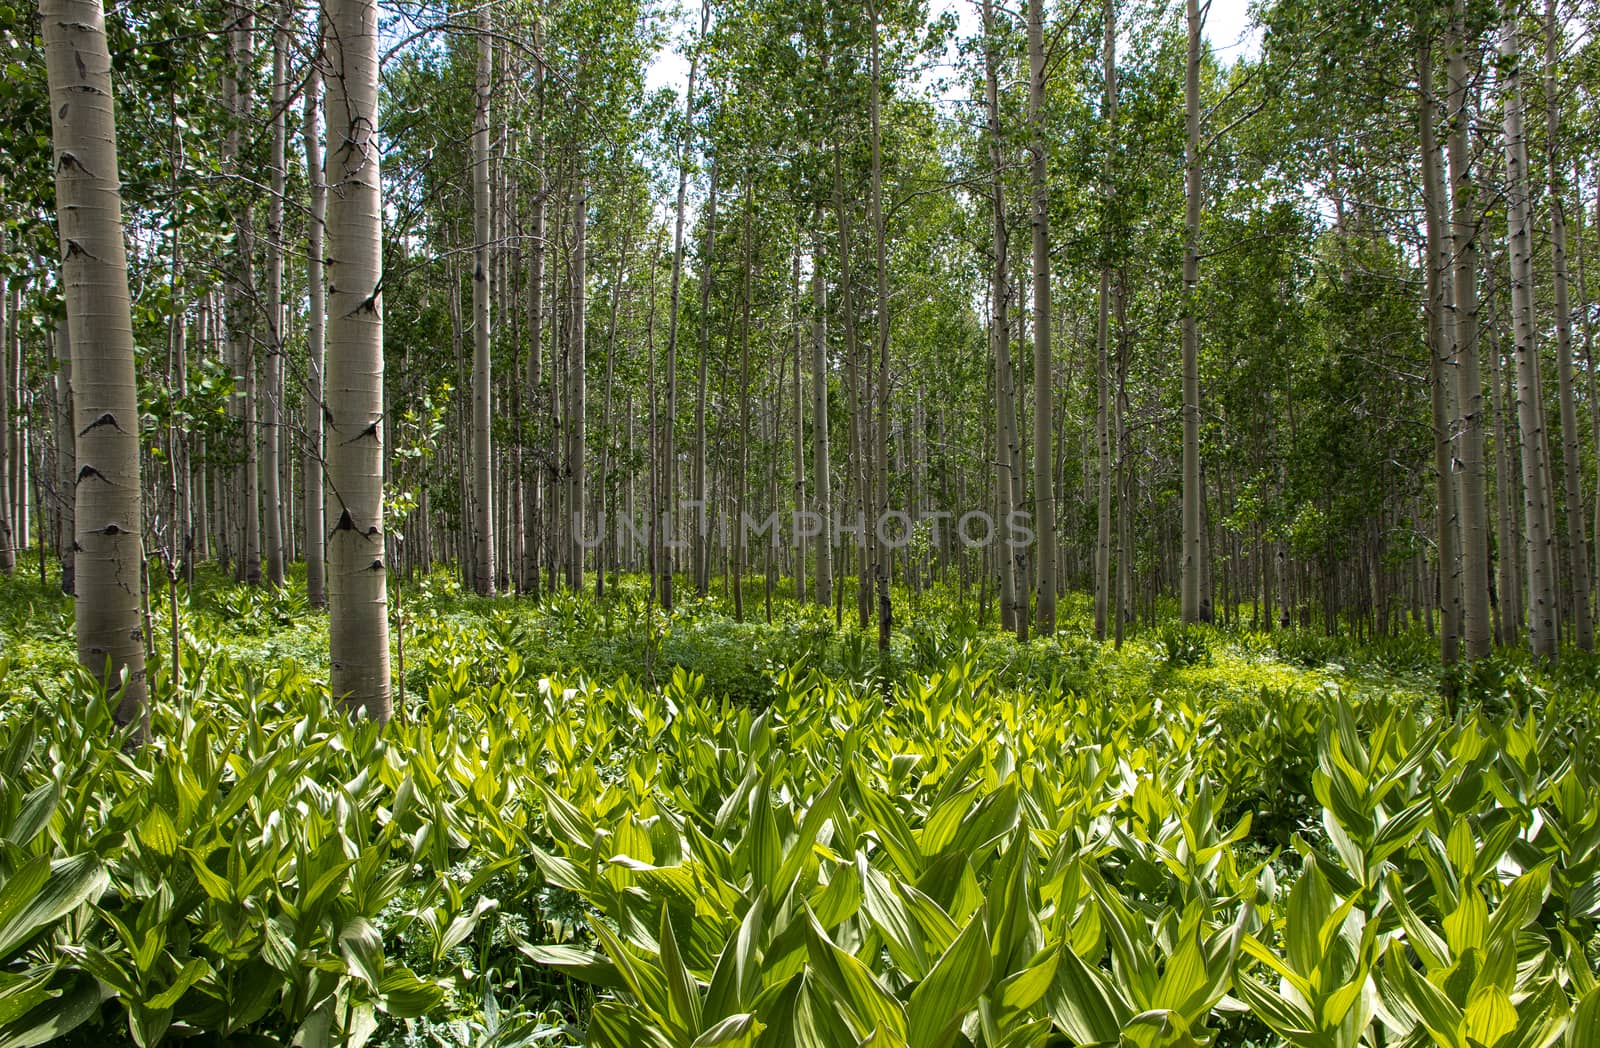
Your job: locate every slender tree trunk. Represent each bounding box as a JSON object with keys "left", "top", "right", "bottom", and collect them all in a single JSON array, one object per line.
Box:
[
  {"left": 1577, "top": 165, "right": 1600, "bottom": 611},
  {"left": 1486, "top": 255, "right": 1519, "bottom": 647},
  {"left": 662, "top": 7, "right": 706, "bottom": 610},
  {"left": 1027, "top": 0, "right": 1057, "bottom": 635},
  {"left": 981, "top": 0, "right": 1026, "bottom": 639},
  {"left": 734, "top": 181, "right": 754, "bottom": 622},
  {"left": 568, "top": 181, "right": 587, "bottom": 592},
  {"left": 791, "top": 248, "right": 807, "bottom": 602},
  {"left": 811, "top": 229, "right": 833, "bottom": 606},
  {"left": 1422, "top": 41, "right": 1462, "bottom": 665},
  {"left": 43, "top": 0, "right": 147, "bottom": 729},
  {"left": 1542, "top": 0, "right": 1590, "bottom": 650},
  {"left": 1095, "top": 0, "right": 1116, "bottom": 641},
  {"left": 53, "top": 315, "right": 74, "bottom": 596},
  {"left": 693, "top": 159, "right": 719, "bottom": 597},
  {"left": 1447, "top": 1, "right": 1491, "bottom": 657},
  {"left": 226, "top": 4, "right": 261, "bottom": 588},
  {"left": 262, "top": 10, "right": 287, "bottom": 587},
  {"left": 470, "top": 8, "right": 495, "bottom": 595},
  {"left": 1115, "top": 270, "right": 1132, "bottom": 648},
  {"left": 324, "top": 0, "right": 392, "bottom": 719},
  {"left": 598, "top": 201, "right": 634, "bottom": 597},
  {"left": 304, "top": 50, "right": 327, "bottom": 608},
  {"left": 832, "top": 146, "right": 873, "bottom": 631},
  {"left": 867, "top": 2, "right": 893, "bottom": 651},
  {"left": 1180, "top": 0, "right": 1205, "bottom": 623},
  {"left": 0, "top": 244, "right": 11, "bottom": 575},
  {"left": 5, "top": 276, "right": 20, "bottom": 562},
  {"left": 523, "top": 46, "right": 545, "bottom": 598},
  {"left": 1500, "top": 10, "right": 1558, "bottom": 660}
]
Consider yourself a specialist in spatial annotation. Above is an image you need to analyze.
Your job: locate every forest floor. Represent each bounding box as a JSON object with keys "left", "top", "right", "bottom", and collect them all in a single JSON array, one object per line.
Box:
[{"left": 1, "top": 556, "right": 1596, "bottom": 1047}]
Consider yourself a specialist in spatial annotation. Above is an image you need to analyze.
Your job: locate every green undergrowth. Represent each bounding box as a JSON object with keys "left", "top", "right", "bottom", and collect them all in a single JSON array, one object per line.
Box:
[{"left": 1, "top": 559, "right": 1598, "bottom": 1047}]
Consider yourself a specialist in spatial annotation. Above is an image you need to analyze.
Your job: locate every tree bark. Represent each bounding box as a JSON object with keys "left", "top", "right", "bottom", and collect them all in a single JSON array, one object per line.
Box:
[
  {"left": 0, "top": 248, "right": 9, "bottom": 575},
  {"left": 304, "top": 47, "right": 327, "bottom": 608},
  {"left": 693, "top": 159, "right": 719, "bottom": 597},
  {"left": 42, "top": 0, "right": 147, "bottom": 728},
  {"left": 1499, "top": 10, "right": 1559, "bottom": 660},
  {"left": 1180, "top": 0, "right": 1205, "bottom": 623},
  {"left": 1542, "top": 0, "right": 1591, "bottom": 650},
  {"left": 1422, "top": 39, "right": 1462, "bottom": 665},
  {"left": 263, "top": 9, "right": 288, "bottom": 587},
  {"left": 522, "top": 40, "right": 545, "bottom": 598},
  {"left": 811, "top": 229, "right": 833, "bottom": 606},
  {"left": 791, "top": 248, "right": 807, "bottom": 603},
  {"left": 1095, "top": 0, "right": 1116, "bottom": 641},
  {"left": 471, "top": 6, "right": 495, "bottom": 596},
  {"left": 568, "top": 181, "right": 587, "bottom": 592},
  {"left": 868, "top": 2, "right": 893, "bottom": 651},
  {"left": 661, "top": 7, "right": 707, "bottom": 610},
  {"left": 1028, "top": 0, "right": 1056, "bottom": 636},
  {"left": 981, "top": 0, "right": 1026, "bottom": 640},
  {"left": 324, "top": 0, "right": 392, "bottom": 719},
  {"left": 1447, "top": 0, "right": 1491, "bottom": 656}
]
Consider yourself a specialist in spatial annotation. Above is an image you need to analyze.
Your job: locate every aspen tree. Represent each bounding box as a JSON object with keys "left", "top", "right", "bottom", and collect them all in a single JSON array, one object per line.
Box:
[
  {"left": 1028, "top": 0, "right": 1056, "bottom": 636},
  {"left": 472, "top": 4, "right": 496, "bottom": 596},
  {"left": 1499, "top": 7, "right": 1559, "bottom": 660},
  {"left": 304, "top": 49, "right": 327, "bottom": 608},
  {"left": 1447, "top": 0, "right": 1492, "bottom": 657},
  {"left": 323, "top": 0, "right": 393, "bottom": 718},
  {"left": 1180, "top": 0, "right": 1205, "bottom": 623},
  {"left": 41, "top": 0, "right": 147, "bottom": 728},
  {"left": 1542, "top": 0, "right": 1590, "bottom": 650}
]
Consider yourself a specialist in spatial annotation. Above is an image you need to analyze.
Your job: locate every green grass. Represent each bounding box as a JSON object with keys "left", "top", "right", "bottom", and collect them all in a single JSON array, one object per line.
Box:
[{"left": 1, "top": 556, "right": 1597, "bottom": 1047}]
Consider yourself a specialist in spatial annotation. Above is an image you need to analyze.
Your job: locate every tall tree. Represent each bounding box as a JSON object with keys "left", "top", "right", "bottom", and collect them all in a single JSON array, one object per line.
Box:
[
  {"left": 1542, "top": 0, "right": 1591, "bottom": 651},
  {"left": 42, "top": 0, "right": 147, "bottom": 728},
  {"left": 867, "top": 0, "right": 893, "bottom": 650},
  {"left": 324, "top": 0, "right": 392, "bottom": 718},
  {"left": 1421, "top": 34, "right": 1461, "bottom": 665},
  {"left": 1447, "top": 0, "right": 1491, "bottom": 657},
  {"left": 471, "top": 4, "right": 496, "bottom": 595},
  {"left": 1180, "top": 0, "right": 1205, "bottom": 623},
  {"left": 304, "top": 44, "right": 327, "bottom": 608},
  {"left": 981, "top": 0, "right": 1026, "bottom": 640},
  {"left": 1499, "top": 6, "right": 1558, "bottom": 660},
  {"left": 1094, "top": 0, "right": 1116, "bottom": 642},
  {"left": 263, "top": 6, "right": 288, "bottom": 587},
  {"left": 1028, "top": 0, "right": 1056, "bottom": 635}
]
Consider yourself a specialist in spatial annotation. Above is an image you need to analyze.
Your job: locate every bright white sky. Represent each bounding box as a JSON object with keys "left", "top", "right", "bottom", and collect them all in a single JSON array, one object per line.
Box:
[{"left": 645, "top": 0, "right": 1263, "bottom": 101}]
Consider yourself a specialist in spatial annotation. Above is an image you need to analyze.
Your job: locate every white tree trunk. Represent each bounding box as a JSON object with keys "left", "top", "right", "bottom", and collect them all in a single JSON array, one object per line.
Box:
[
  {"left": 324, "top": 0, "right": 392, "bottom": 718},
  {"left": 42, "top": 0, "right": 147, "bottom": 729},
  {"left": 304, "top": 48, "right": 327, "bottom": 608},
  {"left": 1028, "top": 0, "right": 1057, "bottom": 636},
  {"left": 1500, "top": 11, "right": 1559, "bottom": 660}
]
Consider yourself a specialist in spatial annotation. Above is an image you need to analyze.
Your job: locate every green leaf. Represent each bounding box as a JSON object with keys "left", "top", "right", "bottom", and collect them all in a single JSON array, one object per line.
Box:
[
  {"left": 691, "top": 1012, "right": 764, "bottom": 1047},
  {"left": 0, "top": 970, "right": 107, "bottom": 1048},
  {"left": 4, "top": 784, "right": 57, "bottom": 848},
  {"left": 994, "top": 952, "right": 1058, "bottom": 1017},
  {"left": 1046, "top": 946, "right": 1130, "bottom": 1044},
  {"left": 0, "top": 854, "right": 108, "bottom": 958},
  {"left": 339, "top": 917, "right": 385, "bottom": 990},
  {"left": 378, "top": 968, "right": 447, "bottom": 1019},
  {"left": 1569, "top": 983, "right": 1599, "bottom": 1048},
  {"left": 907, "top": 908, "right": 991, "bottom": 1048},
  {"left": 520, "top": 944, "right": 625, "bottom": 989},
  {"left": 803, "top": 909, "right": 908, "bottom": 1043},
  {"left": 145, "top": 958, "right": 210, "bottom": 1010}
]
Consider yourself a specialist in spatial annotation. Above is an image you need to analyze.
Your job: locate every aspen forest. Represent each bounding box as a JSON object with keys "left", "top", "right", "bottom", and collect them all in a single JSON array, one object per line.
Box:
[{"left": 4, "top": 0, "right": 1600, "bottom": 1044}]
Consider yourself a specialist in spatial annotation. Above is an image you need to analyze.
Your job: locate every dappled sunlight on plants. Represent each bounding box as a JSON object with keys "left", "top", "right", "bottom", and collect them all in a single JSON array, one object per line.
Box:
[{"left": 1, "top": 565, "right": 1597, "bottom": 1045}]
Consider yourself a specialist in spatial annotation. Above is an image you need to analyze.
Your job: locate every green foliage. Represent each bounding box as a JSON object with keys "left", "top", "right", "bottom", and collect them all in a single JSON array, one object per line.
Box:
[{"left": 2, "top": 570, "right": 1597, "bottom": 1046}]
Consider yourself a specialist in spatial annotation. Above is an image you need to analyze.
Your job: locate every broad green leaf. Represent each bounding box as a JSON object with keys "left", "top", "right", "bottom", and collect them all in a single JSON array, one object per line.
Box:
[
  {"left": 0, "top": 854, "right": 108, "bottom": 958},
  {"left": 907, "top": 908, "right": 991, "bottom": 1048}
]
